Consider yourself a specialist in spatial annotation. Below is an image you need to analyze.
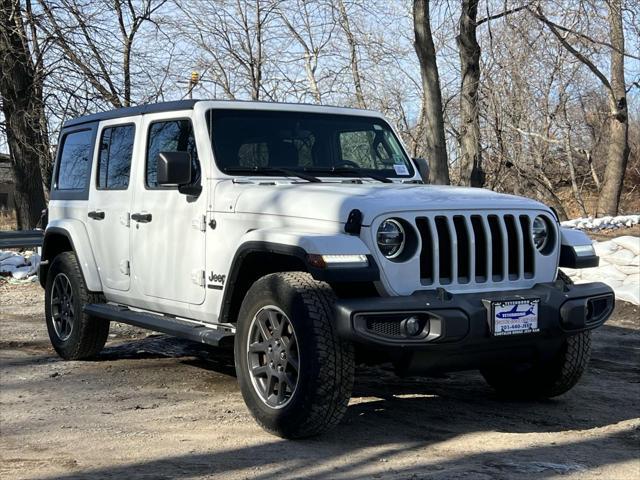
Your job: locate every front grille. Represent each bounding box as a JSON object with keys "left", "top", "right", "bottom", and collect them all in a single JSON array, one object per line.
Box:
[{"left": 416, "top": 213, "right": 539, "bottom": 285}]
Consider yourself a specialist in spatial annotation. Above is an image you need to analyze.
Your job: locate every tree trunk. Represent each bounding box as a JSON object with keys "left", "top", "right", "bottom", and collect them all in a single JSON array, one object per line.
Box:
[
  {"left": 0, "top": 0, "right": 47, "bottom": 229},
  {"left": 413, "top": 0, "right": 450, "bottom": 185},
  {"left": 457, "top": 0, "right": 484, "bottom": 187},
  {"left": 336, "top": 0, "right": 366, "bottom": 109},
  {"left": 597, "top": 0, "right": 628, "bottom": 216}
]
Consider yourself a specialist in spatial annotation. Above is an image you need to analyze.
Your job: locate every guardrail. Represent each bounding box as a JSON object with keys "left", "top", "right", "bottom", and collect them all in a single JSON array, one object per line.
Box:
[{"left": 0, "top": 230, "right": 44, "bottom": 249}]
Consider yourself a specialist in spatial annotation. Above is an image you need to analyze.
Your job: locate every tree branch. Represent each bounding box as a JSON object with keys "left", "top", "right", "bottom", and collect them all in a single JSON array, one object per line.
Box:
[
  {"left": 530, "top": 6, "right": 614, "bottom": 99},
  {"left": 477, "top": 4, "right": 530, "bottom": 26}
]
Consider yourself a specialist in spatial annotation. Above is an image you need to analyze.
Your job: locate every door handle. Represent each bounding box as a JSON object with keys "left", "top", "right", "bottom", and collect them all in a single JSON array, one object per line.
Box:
[
  {"left": 131, "top": 212, "right": 152, "bottom": 223},
  {"left": 88, "top": 210, "right": 105, "bottom": 220}
]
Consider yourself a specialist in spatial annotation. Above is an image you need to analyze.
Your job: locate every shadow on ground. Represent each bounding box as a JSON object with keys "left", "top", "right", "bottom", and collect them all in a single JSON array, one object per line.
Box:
[{"left": 12, "top": 317, "right": 637, "bottom": 480}]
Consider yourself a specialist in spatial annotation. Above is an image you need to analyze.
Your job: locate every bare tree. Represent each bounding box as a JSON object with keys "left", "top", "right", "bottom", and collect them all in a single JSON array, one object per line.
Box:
[
  {"left": 413, "top": 0, "right": 450, "bottom": 184},
  {"left": 334, "top": 0, "right": 366, "bottom": 109},
  {"left": 456, "top": 0, "right": 483, "bottom": 187},
  {"left": 533, "top": 0, "right": 630, "bottom": 215},
  {"left": 0, "top": 0, "right": 47, "bottom": 229},
  {"left": 275, "top": 0, "right": 335, "bottom": 104},
  {"left": 176, "top": 0, "right": 279, "bottom": 101},
  {"left": 37, "top": 0, "right": 168, "bottom": 109}
]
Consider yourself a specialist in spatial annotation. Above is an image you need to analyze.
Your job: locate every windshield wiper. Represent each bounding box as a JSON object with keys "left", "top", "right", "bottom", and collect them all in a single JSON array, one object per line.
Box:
[
  {"left": 224, "top": 166, "right": 321, "bottom": 183},
  {"left": 305, "top": 166, "right": 393, "bottom": 183}
]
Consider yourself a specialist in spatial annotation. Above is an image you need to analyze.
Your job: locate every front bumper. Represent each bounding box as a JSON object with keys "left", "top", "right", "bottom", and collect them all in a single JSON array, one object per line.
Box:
[{"left": 334, "top": 280, "right": 614, "bottom": 372}]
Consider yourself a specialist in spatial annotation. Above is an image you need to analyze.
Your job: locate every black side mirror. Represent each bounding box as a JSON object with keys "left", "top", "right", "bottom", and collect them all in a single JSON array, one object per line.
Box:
[
  {"left": 157, "top": 152, "right": 201, "bottom": 196},
  {"left": 412, "top": 157, "right": 430, "bottom": 184},
  {"left": 157, "top": 150, "right": 192, "bottom": 185}
]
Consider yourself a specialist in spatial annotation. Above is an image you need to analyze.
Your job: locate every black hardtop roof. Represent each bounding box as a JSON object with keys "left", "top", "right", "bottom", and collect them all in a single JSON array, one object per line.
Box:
[
  {"left": 63, "top": 100, "right": 201, "bottom": 128},
  {"left": 61, "top": 99, "right": 376, "bottom": 129}
]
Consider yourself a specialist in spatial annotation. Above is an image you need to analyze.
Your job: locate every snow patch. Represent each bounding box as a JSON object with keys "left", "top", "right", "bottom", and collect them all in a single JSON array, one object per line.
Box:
[
  {"left": 561, "top": 214, "right": 639, "bottom": 231},
  {"left": 562, "top": 235, "right": 640, "bottom": 305},
  {"left": 0, "top": 251, "right": 41, "bottom": 282}
]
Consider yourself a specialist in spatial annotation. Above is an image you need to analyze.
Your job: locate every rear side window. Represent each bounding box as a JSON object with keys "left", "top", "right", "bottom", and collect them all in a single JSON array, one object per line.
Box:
[
  {"left": 56, "top": 129, "right": 93, "bottom": 190},
  {"left": 98, "top": 125, "right": 135, "bottom": 190},
  {"left": 146, "top": 120, "right": 200, "bottom": 188}
]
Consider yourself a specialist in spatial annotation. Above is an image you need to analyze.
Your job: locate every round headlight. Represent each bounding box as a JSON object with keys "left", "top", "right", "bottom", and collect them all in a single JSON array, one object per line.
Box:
[
  {"left": 377, "top": 219, "right": 405, "bottom": 259},
  {"left": 532, "top": 216, "right": 550, "bottom": 251}
]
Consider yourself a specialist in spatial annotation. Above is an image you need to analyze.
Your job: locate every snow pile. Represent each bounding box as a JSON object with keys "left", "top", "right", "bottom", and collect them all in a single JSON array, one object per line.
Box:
[
  {"left": 562, "top": 235, "right": 640, "bottom": 305},
  {"left": 561, "top": 214, "right": 639, "bottom": 231},
  {"left": 0, "top": 250, "right": 41, "bottom": 282}
]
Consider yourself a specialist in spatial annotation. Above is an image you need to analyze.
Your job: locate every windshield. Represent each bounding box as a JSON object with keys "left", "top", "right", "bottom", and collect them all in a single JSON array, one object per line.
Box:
[{"left": 207, "top": 109, "right": 415, "bottom": 179}]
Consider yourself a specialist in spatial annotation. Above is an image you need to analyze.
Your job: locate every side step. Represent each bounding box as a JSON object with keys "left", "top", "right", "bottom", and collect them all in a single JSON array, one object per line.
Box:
[{"left": 84, "top": 303, "right": 234, "bottom": 347}]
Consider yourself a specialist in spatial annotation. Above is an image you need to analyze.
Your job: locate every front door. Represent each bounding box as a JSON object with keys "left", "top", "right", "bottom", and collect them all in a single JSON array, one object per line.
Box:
[
  {"left": 130, "top": 115, "right": 206, "bottom": 306},
  {"left": 86, "top": 118, "right": 138, "bottom": 292}
]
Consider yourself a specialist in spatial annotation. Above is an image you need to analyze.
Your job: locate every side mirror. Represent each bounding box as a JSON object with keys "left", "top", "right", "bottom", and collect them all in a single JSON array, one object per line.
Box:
[
  {"left": 412, "top": 157, "right": 430, "bottom": 184},
  {"left": 157, "top": 151, "right": 191, "bottom": 186}
]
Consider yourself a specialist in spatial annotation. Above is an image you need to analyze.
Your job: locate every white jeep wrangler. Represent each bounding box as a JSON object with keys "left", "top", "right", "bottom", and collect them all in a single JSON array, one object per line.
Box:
[{"left": 39, "top": 100, "right": 614, "bottom": 438}]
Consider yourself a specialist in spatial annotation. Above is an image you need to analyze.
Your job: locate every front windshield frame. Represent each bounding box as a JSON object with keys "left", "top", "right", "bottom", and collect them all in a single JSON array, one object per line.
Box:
[{"left": 206, "top": 108, "right": 416, "bottom": 180}]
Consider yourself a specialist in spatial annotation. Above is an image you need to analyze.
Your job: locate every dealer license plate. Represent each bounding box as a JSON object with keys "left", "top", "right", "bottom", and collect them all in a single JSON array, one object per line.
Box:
[{"left": 491, "top": 299, "right": 540, "bottom": 336}]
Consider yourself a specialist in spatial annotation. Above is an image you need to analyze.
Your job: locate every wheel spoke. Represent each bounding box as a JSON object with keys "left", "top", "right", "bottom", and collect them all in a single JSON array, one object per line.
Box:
[
  {"left": 251, "top": 365, "right": 268, "bottom": 377},
  {"left": 267, "top": 374, "right": 278, "bottom": 398},
  {"left": 256, "top": 315, "right": 271, "bottom": 340},
  {"left": 287, "top": 356, "right": 299, "bottom": 372},
  {"left": 282, "top": 373, "right": 295, "bottom": 391},
  {"left": 267, "top": 310, "right": 282, "bottom": 336},
  {"left": 249, "top": 341, "right": 268, "bottom": 354}
]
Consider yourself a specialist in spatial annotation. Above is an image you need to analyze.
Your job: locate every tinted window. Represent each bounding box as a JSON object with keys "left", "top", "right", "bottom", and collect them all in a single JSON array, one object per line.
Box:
[
  {"left": 98, "top": 125, "right": 135, "bottom": 189},
  {"left": 146, "top": 120, "right": 200, "bottom": 188},
  {"left": 57, "top": 130, "right": 93, "bottom": 190}
]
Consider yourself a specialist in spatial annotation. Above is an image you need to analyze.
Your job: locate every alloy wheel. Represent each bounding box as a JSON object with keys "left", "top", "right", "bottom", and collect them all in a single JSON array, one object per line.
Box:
[
  {"left": 246, "top": 306, "right": 300, "bottom": 409},
  {"left": 50, "top": 273, "right": 74, "bottom": 341}
]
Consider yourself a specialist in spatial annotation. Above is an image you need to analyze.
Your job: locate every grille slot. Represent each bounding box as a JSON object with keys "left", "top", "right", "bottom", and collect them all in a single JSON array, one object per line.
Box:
[
  {"left": 470, "top": 215, "right": 487, "bottom": 282},
  {"left": 416, "top": 218, "right": 434, "bottom": 284},
  {"left": 434, "top": 216, "right": 453, "bottom": 285},
  {"left": 417, "top": 212, "right": 539, "bottom": 286},
  {"left": 504, "top": 215, "right": 520, "bottom": 279},
  {"left": 520, "top": 215, "right": 535, "bottom": 278}
]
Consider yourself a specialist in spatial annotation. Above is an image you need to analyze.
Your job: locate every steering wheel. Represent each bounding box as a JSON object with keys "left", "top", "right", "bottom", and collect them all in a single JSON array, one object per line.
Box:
[{"left": 334, "top": 160, "right": 360, "bottom": 169}]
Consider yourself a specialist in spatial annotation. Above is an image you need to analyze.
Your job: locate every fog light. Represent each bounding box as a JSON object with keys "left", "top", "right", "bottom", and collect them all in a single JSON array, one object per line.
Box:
[{"left": 403, "top": 316, "right": 422, "bottom": 336}]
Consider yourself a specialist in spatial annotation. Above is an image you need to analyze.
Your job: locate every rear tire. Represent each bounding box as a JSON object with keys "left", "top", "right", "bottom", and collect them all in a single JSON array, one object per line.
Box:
[
  {"left": 44, "top": 252, "right": 109, "bottom": 360},
  {"left": 481, "top": 330, "right": 592, "bottom": 398},
  {"left": 235, "top": 272, "right": 354, "bottom": 438}
]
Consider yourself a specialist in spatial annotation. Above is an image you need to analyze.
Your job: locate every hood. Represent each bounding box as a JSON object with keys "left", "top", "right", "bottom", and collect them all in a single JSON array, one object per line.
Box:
[{"left": 215, "top": 181, "right": 551, "bottom": 225}]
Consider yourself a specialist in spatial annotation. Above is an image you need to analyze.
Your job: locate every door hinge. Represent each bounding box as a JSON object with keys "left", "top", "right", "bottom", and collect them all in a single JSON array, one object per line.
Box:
[
  {"left": 120, "top": 260, "right": 130, "bottom": 276},
  {"left": 120, "top": 212, "right": 130, "bottom": 227},
  {"left": 192, "top": 215, "right": 206, "bottom": 232},
  {"left": 191, "top": 269, "right": 205, "bottom": 287}
]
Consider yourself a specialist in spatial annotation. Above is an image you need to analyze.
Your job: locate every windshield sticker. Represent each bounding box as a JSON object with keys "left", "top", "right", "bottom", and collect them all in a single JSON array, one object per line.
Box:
[{"left": 393, "top": 164, "right": 409, "bottom": 176}]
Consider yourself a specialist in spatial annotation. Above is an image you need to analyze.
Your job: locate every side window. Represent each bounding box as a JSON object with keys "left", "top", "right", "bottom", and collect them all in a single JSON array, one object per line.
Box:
[
  {"left": 56, "top": 129, "right": 93, "bottom": 190},
  {"left": 98, "top": 125, "right": 135, "bottom": 189},
  {"left": 146, "top": 119, "right": 200, "bottom": 188}
]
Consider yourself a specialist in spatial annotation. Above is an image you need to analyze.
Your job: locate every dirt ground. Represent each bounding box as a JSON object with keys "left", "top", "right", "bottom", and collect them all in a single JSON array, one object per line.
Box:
[{"left": 1, "top": 282, "right": 639, "bottom": 480}]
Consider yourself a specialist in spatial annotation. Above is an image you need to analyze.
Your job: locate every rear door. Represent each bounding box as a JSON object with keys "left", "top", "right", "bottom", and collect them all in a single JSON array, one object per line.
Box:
[
  {"left": 86, "top": 117, "right": 138, "bottom": 292},
  {"left": 129, "top": 114, "right": 206, "bottom": 306}
]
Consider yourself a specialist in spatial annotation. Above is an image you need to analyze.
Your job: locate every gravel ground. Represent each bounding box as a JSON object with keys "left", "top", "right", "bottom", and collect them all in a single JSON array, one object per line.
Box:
[{"left": 1, "top": 282, "right": 639, "bottom": 480}]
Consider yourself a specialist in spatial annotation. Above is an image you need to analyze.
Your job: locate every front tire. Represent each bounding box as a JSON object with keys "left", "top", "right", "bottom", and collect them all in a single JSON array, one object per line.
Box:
[
  {"left": 235, "top": 272, "right": 354, "bottom": 439},
  {"left": 481, "top": 330, "right": 592, "bottom": 398},
  {"left": 44, "top": 252, "right": 109, "bottom": 360}
]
